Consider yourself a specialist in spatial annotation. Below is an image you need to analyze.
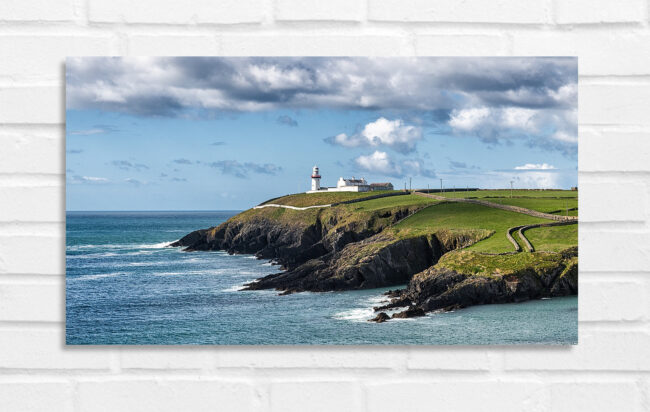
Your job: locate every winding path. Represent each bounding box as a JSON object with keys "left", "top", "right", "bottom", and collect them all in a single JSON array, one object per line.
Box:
[
  {"left": 515, "top": 220, "right": 578, "bottom": 252},
  {"left": 254, "top": 191, "right": 410, "bottom": 211},
  {"left": 506, "top": 225, "right": 525, "bottom": 252},
  {"left": 253, "top": 203, "right": 331, "bottom": 211}
]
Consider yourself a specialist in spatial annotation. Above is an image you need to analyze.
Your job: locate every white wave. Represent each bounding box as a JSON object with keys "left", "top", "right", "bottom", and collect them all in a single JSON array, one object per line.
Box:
[
  {"left": 68, "top": 272, "right": 123, "bottom": 281},
  {"left": 127, "top": 250, "right": 158, "bottom": 256},
  {"left": 365, "top": 295, "right": 389, "bottom": 306},
  {"left": 67, "top": 250, "right": 159, "bottom": 260},
  {"left": 127, "top": 261, "right": 169, "bottom": 267},
  {"left": 236, "top": 271, "right": 259, "bottom": 276},
  {"left": 151, "top": 271, "right": 186, "bottom": 277},
  {"left": 67, "top": 241, "right": 174, "bottom": 251},
  {"left": 222, "top": 284, "right": 246, "bottom": 292},
  {"left": 151, "top": 270, "right": 213, "bottom": 277},
  {"left": 67, "top": 244, "right": 131, "bottom": 251},
  {"left": 66, "top": 252, "right": 119, "bottom": 259},
  {"left": 134, "top": 241, "right": 173, "bottom": 249},
  {"left": 333, "top": 307, "right": 375, "bottom": 322}
]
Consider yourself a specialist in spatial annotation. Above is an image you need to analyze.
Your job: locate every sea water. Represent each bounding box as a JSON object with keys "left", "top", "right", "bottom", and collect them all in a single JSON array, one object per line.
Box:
[{"left": 66, "top": 211, "right": 578, "bottom": 345}]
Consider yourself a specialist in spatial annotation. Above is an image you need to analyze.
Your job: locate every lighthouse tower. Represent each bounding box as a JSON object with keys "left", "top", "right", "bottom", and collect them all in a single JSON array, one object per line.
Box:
[{"left": 311, "top": 165, "right": 321, "bottom": 191}]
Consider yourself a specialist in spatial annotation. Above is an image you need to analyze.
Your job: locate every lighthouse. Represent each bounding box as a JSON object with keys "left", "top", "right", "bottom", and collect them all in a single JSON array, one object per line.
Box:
[{"left": 311, "top": 165, "right": 321, "bottom": 191}]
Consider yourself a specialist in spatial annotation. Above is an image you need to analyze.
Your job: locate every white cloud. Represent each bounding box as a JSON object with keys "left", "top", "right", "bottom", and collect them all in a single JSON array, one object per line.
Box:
[
  {"left": 449, "top": 105, "right": 577, "bottom": 156},
  {"left": 512, "top": 171, "right": 560, "bottom": 189},
  {"left": 549, "top": 83, "right": 577, "bottom": 105},
  {"left": 68, "top": 175, "right": 109, "bottom": 184},
  {"left": 450, "top": 107, "right": 538, "bottom": 133},
  {"left": 68, "top": 128, "right": 110, "bottom": 136},
  {"left": 354, "top": 151, "right": 435, "bottom": 178},
  {"left": 550, "top": 131, "right": 578, "bottom": 144},
  {"left": 514, "top": 163, "right": 556, "bottom": 170},
  {"left": 355, "top": 151, "right": 394, "bottom": 174},
  {"left": 67, "top": 57, "right": 576, "bottom": 115},
  {"left": 448, "top": 107, "right": 491, "bottom": 130},
  {"left": 329, "top": 118, "right": 422, "bottom": 153},
  {"left": 65, "top": 57, "right": 577, "bottom": 156},
  {"left": 501, "top": 107, "right": 537, "bottom": 130},
  {"left": 125, "top": 178, "right": 142, "bottom": 185}
]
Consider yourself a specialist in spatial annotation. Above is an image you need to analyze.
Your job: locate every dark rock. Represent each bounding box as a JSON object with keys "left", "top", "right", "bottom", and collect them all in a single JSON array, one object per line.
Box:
[
  {"left": 244, "top": 233, "right": 445, "bottom": 293},
  {"left": 374, "top": 296, "right": 410, "bottom": 312},
  {"left": 369, "top": 312, "right": 390, "bottom": 323},
  {"left": 384, "top": 289, "right": 404, "bottom": 298},
  {"left": 392, "top": 250, "right": 579, "bottom": 316},
  {"left": 392, "top": 307, "right": 425, "bottom": 318}
]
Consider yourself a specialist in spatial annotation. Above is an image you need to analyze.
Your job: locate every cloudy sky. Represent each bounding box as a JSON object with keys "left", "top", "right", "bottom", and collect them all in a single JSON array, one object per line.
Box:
[{"left": 66, "top": 57, "right": 577, "bottom": 210}]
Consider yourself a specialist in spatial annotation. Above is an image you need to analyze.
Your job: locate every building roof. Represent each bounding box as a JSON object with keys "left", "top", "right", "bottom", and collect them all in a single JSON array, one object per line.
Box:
[{"left": 370, "top": 182, "right": 393, "bottom": 186}]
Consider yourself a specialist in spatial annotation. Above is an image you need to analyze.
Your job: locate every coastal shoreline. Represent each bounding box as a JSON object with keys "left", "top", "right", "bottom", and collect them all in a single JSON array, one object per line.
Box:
[{"left": 172, "top": 191, "right": 578, "bottom": 321}]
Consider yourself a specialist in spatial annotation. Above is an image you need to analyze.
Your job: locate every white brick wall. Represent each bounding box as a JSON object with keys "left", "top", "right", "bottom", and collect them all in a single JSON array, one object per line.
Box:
[{"left": 1, "top": 1, "right": 649, "bottom": 410}]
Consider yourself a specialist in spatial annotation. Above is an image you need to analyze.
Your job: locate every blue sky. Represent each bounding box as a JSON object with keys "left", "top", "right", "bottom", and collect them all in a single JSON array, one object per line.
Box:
[{"left": 66, "top": 57, "right": 577, "bottom": 211}]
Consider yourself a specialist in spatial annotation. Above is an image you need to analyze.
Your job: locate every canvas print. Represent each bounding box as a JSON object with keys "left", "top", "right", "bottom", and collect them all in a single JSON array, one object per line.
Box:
[{"left": 66, "top": 57, "right": 578, "bottom": 345}]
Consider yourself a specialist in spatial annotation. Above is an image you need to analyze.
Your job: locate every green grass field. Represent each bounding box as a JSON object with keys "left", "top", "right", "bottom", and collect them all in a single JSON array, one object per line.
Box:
[
  {"left": 550, "top": 209, "right": 578, "bottom": 217},
  {"left": 394, "top": 202, "right": 553, "bottom": 253},
  {"left": 251, "top": 189, "right": 578, "bottom": 256},
  {"left": 523, "top": 224, "right": 578, "bottom": 252},
  {"left": 437, "top": 189, "right": 577, "bottom": 199},
  {"left": 484, "top": 197, "right": 578, "bottom": 214},
  {"left": 266, "top": 191, "right": 396, "bottom": 207},
  {"left": 343, "top": 193, "right": 437, "bottom": 212},
  {"left": 435, "top": 249, "right": 572, "bottom": 277}
]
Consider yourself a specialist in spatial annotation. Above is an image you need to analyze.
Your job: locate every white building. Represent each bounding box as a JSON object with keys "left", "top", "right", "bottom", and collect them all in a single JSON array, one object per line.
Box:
[
  {"left": 306, "top": 166, "right": 388, "bottom": 193},
  {"left": 311, "top": 165, "right": 321, "bottom": 191},
  {"left": 335, "top": 177, "right": 370, "bottom": 192}
]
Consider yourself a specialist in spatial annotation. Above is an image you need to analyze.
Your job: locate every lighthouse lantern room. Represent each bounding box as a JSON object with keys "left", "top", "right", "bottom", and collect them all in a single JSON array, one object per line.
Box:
[{"left": 311, "top": 165, "right": 321, "bottom": 191}]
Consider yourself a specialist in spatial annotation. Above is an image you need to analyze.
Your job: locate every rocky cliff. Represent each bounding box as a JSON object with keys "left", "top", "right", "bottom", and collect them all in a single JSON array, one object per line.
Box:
[
  {"left": 244, "top": 229, "right": 488, "bottom": 293},
  {"left": 171, "top": 203, "right": 428, "bottom": 273},
  {"left": 172, "top": 201, "right": 578, "bottom": 315},
  {"left": 372, "top": 247, "right": 578, "bottom": 321}
]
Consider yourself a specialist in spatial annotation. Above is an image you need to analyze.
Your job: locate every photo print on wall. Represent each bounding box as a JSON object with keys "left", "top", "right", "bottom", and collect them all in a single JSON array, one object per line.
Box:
[{"left": 65, "top": 57, "right": 578, "bottom": 345}]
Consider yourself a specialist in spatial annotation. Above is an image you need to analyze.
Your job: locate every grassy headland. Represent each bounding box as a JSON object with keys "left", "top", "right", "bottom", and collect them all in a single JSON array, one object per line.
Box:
[{"left": 174, "top": 188, "right": 578, "bottom": 312}]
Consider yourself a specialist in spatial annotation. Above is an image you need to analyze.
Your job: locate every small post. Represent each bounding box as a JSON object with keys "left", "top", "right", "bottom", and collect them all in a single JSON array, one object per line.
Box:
[
  {"left": 565, "top": 199, "right": 568, "bottom": 217},
  {"left": 440, "top": 178, "right": 443, "bottom": 193},
  {"left": 409, "top": 177, "right": 412, "bottom": 192},
  {"left": 510, "top": 180, "right": 513, "bottom": 198}
]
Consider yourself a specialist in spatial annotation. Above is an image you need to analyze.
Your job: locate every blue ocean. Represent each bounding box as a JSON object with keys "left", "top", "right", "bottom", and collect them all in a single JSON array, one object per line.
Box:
[{"left": 66, "top": 211, "right": 578, "bottom": 345}]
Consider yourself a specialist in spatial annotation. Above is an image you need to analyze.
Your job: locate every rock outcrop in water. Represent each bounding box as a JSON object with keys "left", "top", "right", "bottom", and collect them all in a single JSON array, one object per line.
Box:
[{"left": 373, "top": 247, "right": 578, "bottom": 320}]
